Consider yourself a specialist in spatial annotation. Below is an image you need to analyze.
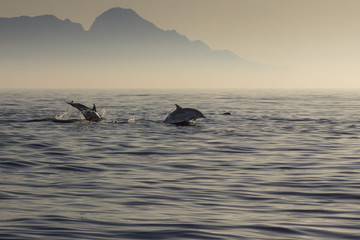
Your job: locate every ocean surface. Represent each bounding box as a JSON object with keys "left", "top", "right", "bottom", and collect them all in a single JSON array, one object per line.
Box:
[{"left": 1, "top": 89, "right": 360, "bottom": 240}]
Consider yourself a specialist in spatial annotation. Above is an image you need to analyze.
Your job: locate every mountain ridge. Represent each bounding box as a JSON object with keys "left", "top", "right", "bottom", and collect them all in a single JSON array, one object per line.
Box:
[
  {"left": 0, "top": 7, "right": 275, "bottom": 89},
  {"left": 0, "top": 7, "right": 246, "bottom": 63}
]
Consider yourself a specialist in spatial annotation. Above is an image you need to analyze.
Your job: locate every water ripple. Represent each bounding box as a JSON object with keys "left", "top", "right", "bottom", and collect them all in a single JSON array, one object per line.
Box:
[{"left": 1, "top": 90, "right": 360, "bottom": 239}]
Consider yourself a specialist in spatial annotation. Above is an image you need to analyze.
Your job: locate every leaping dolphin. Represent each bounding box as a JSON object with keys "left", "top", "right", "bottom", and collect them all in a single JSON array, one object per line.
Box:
[
  {"left": 164, "top": 104, "right": 205, "bottom": 126},
  {"left": 66, "top": 101, "right": 102, "bottom": 122}
]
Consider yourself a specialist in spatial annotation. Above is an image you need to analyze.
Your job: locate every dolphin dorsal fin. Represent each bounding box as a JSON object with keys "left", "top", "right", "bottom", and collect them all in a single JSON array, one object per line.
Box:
[
  {"left": 92, "top": 104, "right": 97, "bottom": 112},
  {"left": 175, "top": 104, "right": 182, "bottom": 110}
]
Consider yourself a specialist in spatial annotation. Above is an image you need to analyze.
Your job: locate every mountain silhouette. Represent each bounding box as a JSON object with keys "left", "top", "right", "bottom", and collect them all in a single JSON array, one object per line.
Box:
[
  {"left": 1, "top": 15, "right": 83, "bottom": 46},
  {"left": 89, "top": 8, "right": 159, "bottom": 37},
  {"left": 0, "top": 14, "right": 85, "bottom": 60},
  {"left": 0, "top": 7, "right": 271, "bottom": 89},
  {"left": 0, "top": 7, "right": 247, "bottom": 63}
]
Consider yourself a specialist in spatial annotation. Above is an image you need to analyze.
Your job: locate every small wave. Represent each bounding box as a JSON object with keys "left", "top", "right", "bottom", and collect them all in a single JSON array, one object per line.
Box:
[
  {"left": 23, "top": 118, "right": 54, "bottom": 122},
  {"left": 303, "top": 226, "right": 360, "bottom": 240},
  {"left": 23, "top": 115, "right": 123, "bottom": 124},
  {"left": 248, "top": 224, "right": 301, "bottom": 235},
  {"left": 0, "top": 192, "right": 15, "bottom": 200},
  {"left": 52, "top": 118, "right": 85, "bottom": 123},
  {"left": 246, "top": 115, "right": 336, "bottom": 124},
  {"left": 51, "top": 164, "right": 104, "bottom": 172},
  {"left": 269, "top": 191, "right": 360, "bottom": 200},
  {"left": 24, "top": 143, "right": 51, "bottom": 149},
  {"left": 0, "top": 159, "right": 38, "bottom": 168}
]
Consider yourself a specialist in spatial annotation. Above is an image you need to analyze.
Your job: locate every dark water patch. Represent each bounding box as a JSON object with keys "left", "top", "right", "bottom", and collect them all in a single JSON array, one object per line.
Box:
[
  {"left": 123, "top": 200, "right": 171, "bottom": 207},
  {"left": 51, "top": 164, "right": 104, "bottom": 173},
  {"left": 23, "top": 118, "right": 111, "bottom": 124},
  {"left": 168, "top": 163, "right": 203, "bottom": 170},
  {"left": 137, "top": 194, "right": 186, "bottom": 202},
  {"left": 266, "top": 147, "right": 322, "bottom": 152},
  {"left": 0, "top": 159, "right": 38, "bottom": 168},
  {"left": 281, "top": 208, "right": 339, "bottom": 214},
  {"left": 40, "top": 215, "right": 78, "bottom": 223},
  {"left": 42, "top": 147, "right": 72, "bottom": 156},
  {"left": 324, "top": 215, "right": 360, "bottom": 221},
  {"left": 0, "top": 233, "right": 28, "bottom": 240},
  {"left": 119, "top": 150, "right": 191, "bottom": 156},
  {"left": 24, "top": 142, "right": 52, "bottom": 149},
  {"left": 329, "top": 130, "right": 355, "bottom": 136},
  {"left": 51, "top": 119, "right": 85, "bottom": 123},
  {"left": 269, "top": 191, "right": 360, "bottom": 200},
  {"left": 260, "top": 181, "right": 337, "bottom": 189},
  {"left": 44, "top": 151, "right": 69, "bottom": 157},
  {"left": 209, "top": 146, "right": 257, "bottom": 154},
  {"left": 0, "top": 192, "right": 15, "bottom": 199},
  {"left": 303, "top": 226, "right": 360, "bottom": 240},
  {"left": 98, "top": 162, "right": 138, "bottom": 171},
  {"left": 248, "top": 224, "right": 301, "bottom": 235},
  {"left": 112, "top": 229, "right": 232, "bottom": 240},
  {"left": 0, "top": 227, "right": 89, "bottom": 240},
  {"left": 23, "top": 118, "right": 55, "bottom": 122},
  {"left": 231, "top": 193, "right": 274, "bottom": 201},
  {"left": 270, "top": 117, "right": 315, "bottom": 122}
]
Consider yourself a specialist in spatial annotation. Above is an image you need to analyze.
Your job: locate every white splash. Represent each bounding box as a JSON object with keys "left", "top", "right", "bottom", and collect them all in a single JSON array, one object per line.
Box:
[
  {"left": 54, "top": 112, "right": 70, "bottom": 120},
  {"left": 128, "top": 117, "right": 136, "bottom": 123}
]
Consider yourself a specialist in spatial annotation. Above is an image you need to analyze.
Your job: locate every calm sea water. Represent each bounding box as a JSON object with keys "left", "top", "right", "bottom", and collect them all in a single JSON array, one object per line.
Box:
[{"left": 1, "top": 89, "right": 360, "bottom": 240}]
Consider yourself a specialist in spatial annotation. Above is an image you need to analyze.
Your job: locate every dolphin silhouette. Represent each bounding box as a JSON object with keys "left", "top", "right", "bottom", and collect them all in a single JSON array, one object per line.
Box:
[
  {"left": 66, "top": 101, "right": 102, "bottom": 121},
  {"left": 164, "top": 104, "right": 205, "bottom": 126}
]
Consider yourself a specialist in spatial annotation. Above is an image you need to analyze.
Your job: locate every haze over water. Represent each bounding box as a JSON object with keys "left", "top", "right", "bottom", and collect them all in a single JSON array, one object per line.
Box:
[{"left": 1, "top": 89, "right": 359, "bottom": 239}]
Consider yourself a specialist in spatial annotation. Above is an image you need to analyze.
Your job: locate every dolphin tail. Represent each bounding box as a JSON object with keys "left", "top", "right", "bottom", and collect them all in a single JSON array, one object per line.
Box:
[{"left": 92, "top": 104, "right": 97, "bottom": 112}]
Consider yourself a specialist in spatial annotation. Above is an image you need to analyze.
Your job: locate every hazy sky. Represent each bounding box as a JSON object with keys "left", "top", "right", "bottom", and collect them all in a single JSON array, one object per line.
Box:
[{"left": 1, "top": 0, "right": 360, "bottom": 88}]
